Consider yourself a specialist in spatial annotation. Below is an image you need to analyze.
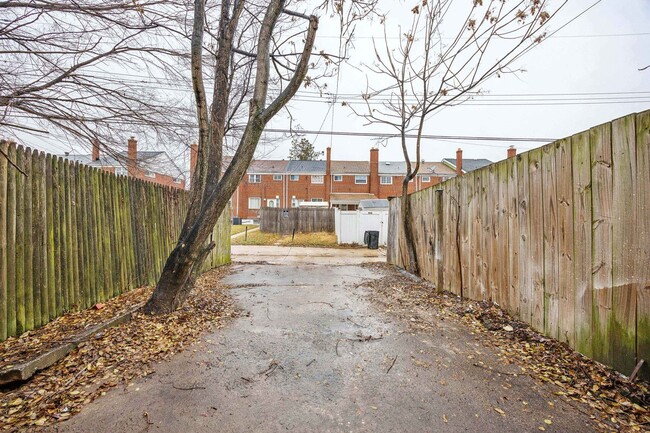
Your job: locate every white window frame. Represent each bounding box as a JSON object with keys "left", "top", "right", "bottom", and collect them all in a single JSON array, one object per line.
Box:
[
  {"left": 248, "top": 174, "right": 261, "bottom": 183},
  {"left": 421, "top": 176, "right": 431, "bottom": 182},
  {"left": 380, "top": 175, "right": 392, "bottom": 185},
  {"left": 248, "top": 197, "right": 261, "bottom": 209},
  {"left": 311, "top": 175, "right": 324, "bottom": 184},
  {"left": 115, "top": 167, "right": 128, "bottom": 177},
  {"left": 311, "top": 198, "right": 323, "bottom": 202},
  {"left": 291, "top": 198, "right": 299, "bottom": 208},
  {"left": 273, "top": 174, "right": 282, "bottom": 181},
  {"left": 173, "top": 178, "right": 182, "bottom": 184},
  {"left": 290, "top": 174, "right": 299, "bottom": 181},
  {"left": 333, "top": 175, "right": 343, "bottom": 182},
  {"left": 354, "top": 175, "right": 367, "bottom": 185},
  {"left": 145, "top": 170, "right": 156, "bottom": 178}
]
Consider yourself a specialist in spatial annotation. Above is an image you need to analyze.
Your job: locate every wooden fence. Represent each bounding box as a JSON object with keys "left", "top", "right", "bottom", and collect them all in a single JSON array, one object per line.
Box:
[
  {"left": 0, "top": 140, "right": 230, "bottom": 341},
  {"left": 387, "top": 110, "right": 650, "bottom": 380},
  {"left": 260, "top": 207, "right": 335, "bottom": 234}
]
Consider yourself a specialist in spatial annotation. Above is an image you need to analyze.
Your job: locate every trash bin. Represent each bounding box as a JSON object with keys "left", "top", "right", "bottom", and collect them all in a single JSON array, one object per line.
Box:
[
  {"left": 363, "top": 230, "right": 371, "bottom": 245},
  {"left": 367, "top": 230, "right": 379, "bottom": 249},
  {"left": 232, "top": 217, "right": 242, "bottom": 225}
]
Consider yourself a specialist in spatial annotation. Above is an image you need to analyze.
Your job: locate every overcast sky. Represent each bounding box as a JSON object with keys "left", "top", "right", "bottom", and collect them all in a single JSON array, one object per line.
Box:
[
  {"left": 17, "top": 0, "right": 650, "bottom": 172},
  {"left": 262, "top": 0, "right": 650, "bottom": 164}
]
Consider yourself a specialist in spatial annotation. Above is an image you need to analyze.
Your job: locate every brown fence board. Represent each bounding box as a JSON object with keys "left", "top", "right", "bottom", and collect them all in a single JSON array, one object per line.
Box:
[
  {"left": 611, "top": 115, "right": 637, "bottom": 375},
  {"left": 0, "top": 141, "right": 9, "bottom": 340},
  {"left": 260, "top": 207, "right": 334, "bottom": 234}
]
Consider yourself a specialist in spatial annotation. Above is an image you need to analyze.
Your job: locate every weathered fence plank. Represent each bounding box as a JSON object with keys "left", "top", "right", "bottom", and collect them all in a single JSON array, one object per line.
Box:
[
  {"left": 572, "top": 131, "right": 593, "bottom": 358},
  {"left": 527, "top": 148, "right": 545, "bottom": 332},
  {"left": 0, "top": 141, "right": 8, "bottom": 340},
  {"left": 635, "top": 110, "right": 650, "bottom": 380},
  {"left": 610, "top": 114, "right": 637, "bottom": 375},
  {"left": 590, "top": 122, "right": 614, "bottom": 368}
]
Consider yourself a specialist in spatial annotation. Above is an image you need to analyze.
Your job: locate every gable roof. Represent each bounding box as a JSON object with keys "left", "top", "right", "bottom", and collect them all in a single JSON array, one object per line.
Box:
[
  {"left": 246, "top": 160, "right": 288, "bottom": 174},
  {"left": 442, "top": 158, "right": 493, "bottom": 173},
  {"left": 286, "top": 160, "right": 326, "bottom": 174},
  {"left": 331, "top": 160, "right": 369, "bottom": 174}
]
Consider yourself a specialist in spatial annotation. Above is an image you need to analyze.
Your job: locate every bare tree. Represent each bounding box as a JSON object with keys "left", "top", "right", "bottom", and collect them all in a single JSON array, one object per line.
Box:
[
  {"left": 352, "top": 0, "right": 564, "bottom": 275},
  {"left": 0, "top": 1, "right": 199, "bottom": 156},
  {"left": 143, "top": 0, "right": 379, "bottom": 313}
]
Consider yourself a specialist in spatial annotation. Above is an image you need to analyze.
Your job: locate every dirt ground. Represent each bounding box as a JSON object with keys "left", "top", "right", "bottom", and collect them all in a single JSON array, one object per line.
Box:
[{"left": 38, "top": 251, "right": 600, "bottom": 433}]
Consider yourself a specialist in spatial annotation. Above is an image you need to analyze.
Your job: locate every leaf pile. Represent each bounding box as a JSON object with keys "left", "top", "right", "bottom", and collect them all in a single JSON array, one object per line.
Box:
[
  {"left": 0, "top": 287, "right": 152, "bottom": 371},
  {"left": 360, "top": 263, "right": 650, "bottom": 432},
  {"left": 0, "top": 266, "right": 238, "bottom": 431}
]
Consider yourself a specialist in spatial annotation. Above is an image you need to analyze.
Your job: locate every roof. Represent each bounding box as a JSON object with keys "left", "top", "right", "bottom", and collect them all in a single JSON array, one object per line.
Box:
[
  {"left": 442, "top": 158, "right": 493, "bottom": 173},
  {"left": 64, "top": 150, "right": 184, "bottom": 180},
  {"left": 330, "top": 193, "right": 376, "bottom": 205},
  {"left": 286, "top": 160, "right": 326, "bottom": 174},
  {"left": 358, "top": 199, "right": 389, "bottom": 210},
  {"left": 331, "top": 160, "right": 369, "bottom": 174},
  {"left": 378, "top": 161, "right": 456, "bottom": 176},
  {"left": 246, "top": 160, "right": 288, "bottom": 174}
]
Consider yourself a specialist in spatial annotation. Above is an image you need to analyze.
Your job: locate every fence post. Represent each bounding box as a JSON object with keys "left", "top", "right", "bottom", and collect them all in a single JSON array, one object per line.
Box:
[{"left": 434, "top": 189, "right": 444, "bottom": 291}]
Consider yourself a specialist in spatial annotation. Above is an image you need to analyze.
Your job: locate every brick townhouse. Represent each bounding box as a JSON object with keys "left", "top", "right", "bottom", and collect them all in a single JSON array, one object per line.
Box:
[
  {"left": 220, "top": 147, "right": 495, "bottom": 220},
  {"left": 66, "top": 137, "right": 186, "bottom": 189}
]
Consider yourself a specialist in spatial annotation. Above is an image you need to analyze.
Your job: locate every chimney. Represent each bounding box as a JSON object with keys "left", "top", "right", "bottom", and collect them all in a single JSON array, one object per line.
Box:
[
  {"left": 190, "top": 143, "right": 199, "bottom": 185},
  {"left": 127, "top": 136, "right": 137, "bottom": 176},
  {"left": 369, "top": 147, "right": 379, "bottom": 196},
  {"left": 325, "top": 147, "right": 332, "bottom": 205},
  {"left": 455, "top": 148, "right": 463, "bottom": 176},
  {"left": 507, "top": 145, "right": 517, "bottom": 159},
  {"left": 92, "top": 139, "right": 100, "bottom": 161}
]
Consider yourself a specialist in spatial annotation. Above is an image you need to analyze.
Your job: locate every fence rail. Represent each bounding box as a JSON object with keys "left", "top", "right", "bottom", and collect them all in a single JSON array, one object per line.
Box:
[
  {"left": 0, "top": 140, "right": 230, "bottom": 341},
  {"left": 260, "top": 207, "right": 335, "bottom": 234},
  {"left": 387, "top": 110, "right": 650, "bottom": 380}
]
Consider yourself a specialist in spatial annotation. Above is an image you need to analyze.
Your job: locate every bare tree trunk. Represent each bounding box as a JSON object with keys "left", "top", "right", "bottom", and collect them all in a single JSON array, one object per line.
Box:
[
  {"left": 144, "top": 0, "right": 318, "bottom": 314},
  {"left": 401, "top": 176, "right": 419, "bottom": 275}
]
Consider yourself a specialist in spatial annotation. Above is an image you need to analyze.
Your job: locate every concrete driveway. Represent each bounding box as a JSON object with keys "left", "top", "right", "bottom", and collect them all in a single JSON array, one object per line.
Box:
[{"left": 50, "top": 249, "right": 596, "bottom": 432}]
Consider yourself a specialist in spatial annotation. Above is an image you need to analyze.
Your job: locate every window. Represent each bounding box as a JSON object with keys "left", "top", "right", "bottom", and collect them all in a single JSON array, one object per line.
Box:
[
  {"left": 291, "top": 197, "right": 299, "bottom": 208},
  {"left": 311, "top": 175, "right": 324, "bottom": 184},
  {"left": 421, "top": 176, "right": 431, "bottom": 182},
  {"left": 145, "top": 171, "right": 156, "bottom": 178},
  {"left": 354, "top": 175, "right": 367, "bottom": 184},
  {"left": 273, "top": 174, "right": 282, "bottom": 181},
  {"left": 333, "top": 175, "right": 343, "bottom": 182},
  {"left": 290, "top": 174, "right": 299, "bottom": 181},
  {"left": 248, "top": 197, "right": 261, "bottom": 209},
  {"left": 248, "top": 174, "right": 261, "bottom": 183},
  {"left": 115, "top": 167, "right": 128, "bottom": 177},
  {"left": 173, "top": 178, "right": 182, "bottom": 184},
  {"left": 380, "top": 176, "right": 392, "bottom": 185},
  {"left": 311, "top": 198, "right": 323, "bottom": 202}
]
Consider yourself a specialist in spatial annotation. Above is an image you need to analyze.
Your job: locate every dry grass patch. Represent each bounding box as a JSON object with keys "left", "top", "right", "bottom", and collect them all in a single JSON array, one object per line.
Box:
[
  {"left": 230, "top": 224, "right": 257, "bottom": 236},
  {"left": 231, "top": 231, "right": 345, "bottom": 248}
]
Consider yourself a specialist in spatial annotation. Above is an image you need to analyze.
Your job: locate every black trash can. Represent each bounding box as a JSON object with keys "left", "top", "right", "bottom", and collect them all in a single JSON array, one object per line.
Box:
[
  {"left": 232, "top": 217, "right": 242, "bottom": 225},
  {"left": 363, "top": 230, "right": 371, "bottom": 245},
  {"left": 367, "top": 230, "right": 379, "bottom": 250}
]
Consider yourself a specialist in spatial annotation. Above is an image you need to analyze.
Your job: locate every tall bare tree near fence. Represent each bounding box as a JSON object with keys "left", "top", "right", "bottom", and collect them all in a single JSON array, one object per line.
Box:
[
  {"left": 144, "top": 0, "right": 379, "bottom": 313},
  {"left": 351, "top": 0, "right": 565, "bottom": 274},
  {"left": 387, "top": 110, "right": 650, "bottom": 380}
]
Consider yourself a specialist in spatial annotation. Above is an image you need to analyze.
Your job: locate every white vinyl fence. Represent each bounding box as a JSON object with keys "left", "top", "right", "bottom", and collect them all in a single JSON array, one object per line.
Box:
[{"left": 335, "top": 208, "right": 388, "bottom": 245}]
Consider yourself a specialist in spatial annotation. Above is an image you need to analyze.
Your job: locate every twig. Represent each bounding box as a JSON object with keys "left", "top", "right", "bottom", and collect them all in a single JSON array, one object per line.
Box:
[
  {"left": 386, "top": 355, "right": 398, "bottom": 373},
  {"left": 335, "top": 339, "right": 341, "bottom": 357},
  {"left": 306, "top": 359, "right": 316, "bottom": 367},
  {"left": 143, "top": 411, "right": 153, "bottom": 425},
  {"left": 305, "top": 301, "right": 334, "bottom": 308},
  {"left": 171, "top": 383, "right": 207, "bottom": 390}
]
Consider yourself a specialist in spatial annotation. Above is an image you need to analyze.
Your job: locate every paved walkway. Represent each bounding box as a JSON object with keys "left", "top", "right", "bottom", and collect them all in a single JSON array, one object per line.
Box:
[
  {"left": 51, "top": 249, "right": 596, "bottom": 432},
  {"left": 232, "top": 245, "right": 386, "bottom": 265}
]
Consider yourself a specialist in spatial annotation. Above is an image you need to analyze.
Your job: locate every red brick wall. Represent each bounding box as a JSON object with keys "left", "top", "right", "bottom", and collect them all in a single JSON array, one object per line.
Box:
[{"left": 330, "top": 174, "right": 371, "bottom": 194}]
